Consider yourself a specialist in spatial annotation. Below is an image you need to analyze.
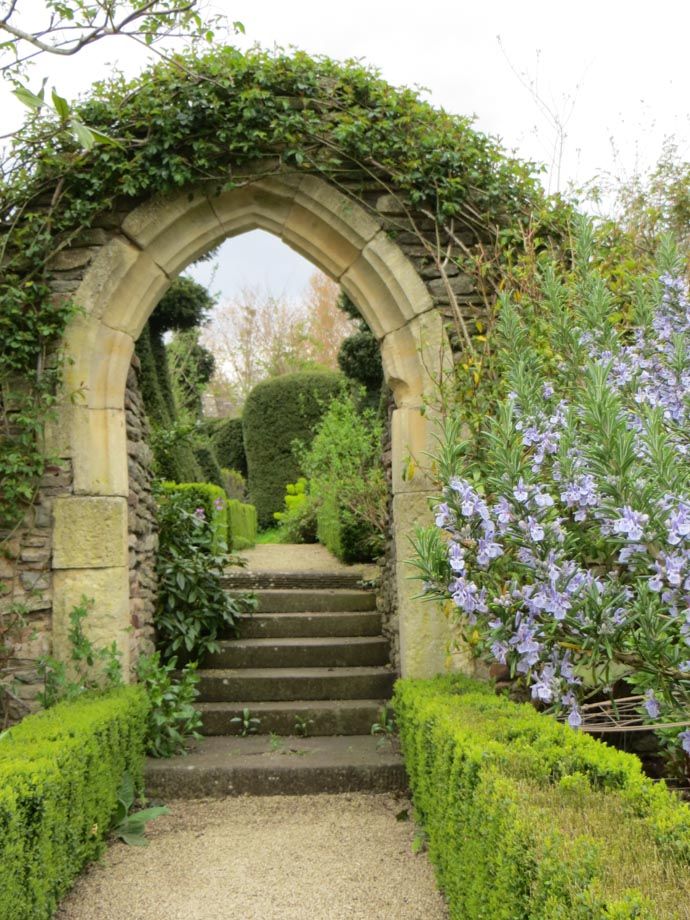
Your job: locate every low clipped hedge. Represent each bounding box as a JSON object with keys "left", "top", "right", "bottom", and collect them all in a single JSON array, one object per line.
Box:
[
  {"left": 243, "top": 371, "right": 342, "bottom": 527},
  {"left": 159, "top": 481, "right": 228, "bottom": 551},
  {"left": 0, "top": 688, "right": 148, "bottom": 920},
  {"left": 394, "top": 676, "right": 690, "bottom": 919},
  {"left": 316, "top": 492, "right": 373, "bottom": 563},
  {"left": 228, "top": 498, "right": 257, "bottom": 551},
  {"left": 210, "top": 416, "right": 247, "bottom": 477}
]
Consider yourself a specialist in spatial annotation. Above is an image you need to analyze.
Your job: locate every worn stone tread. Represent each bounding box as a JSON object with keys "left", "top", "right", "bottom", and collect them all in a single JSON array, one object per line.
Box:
[
  {"left": 233, "top": 610, "right": 382, "bottom": 639},
  {"left": 204, "top": 636, "right": 389, "bottom": 669},
  {"left": 198, "top": 698, "right": 387, "bottom": 736},
  {"left": 145, "top": 734, "right": 406, "bottom": 797},
  {"left": 196, "top": 666, "right": 396, "bottom": 702}
]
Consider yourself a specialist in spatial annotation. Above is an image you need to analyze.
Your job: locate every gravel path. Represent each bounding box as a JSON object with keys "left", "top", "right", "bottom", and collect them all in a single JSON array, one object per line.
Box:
[
  {"left": 238, "top": 543, "right": 378, "bottom": 578},
  {"left": 57, "top": 794, "right": 447, "bottom": 920}
]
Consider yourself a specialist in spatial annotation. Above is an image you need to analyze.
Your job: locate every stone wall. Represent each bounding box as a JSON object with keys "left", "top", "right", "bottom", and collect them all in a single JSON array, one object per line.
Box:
[
  {"left": 377, "top": 392, "right": 400, "bottom": 671},
  {"left": 0, "top": 461, "right": 72, "bottom": 725},
  {"left": 0, "top": 355, "right": 157, "bottom": 724},
  {"left": 124, "top": 355, "right": 158, "bottom": 673}
]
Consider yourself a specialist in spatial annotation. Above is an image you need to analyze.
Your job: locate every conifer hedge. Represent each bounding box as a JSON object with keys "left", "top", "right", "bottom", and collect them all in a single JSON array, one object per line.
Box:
[
  {"left": 210, "top": 417, "right": 247, "bottom": 477},
  {"left": 242, "top": 372, "right": 342, "bottom": 528}
]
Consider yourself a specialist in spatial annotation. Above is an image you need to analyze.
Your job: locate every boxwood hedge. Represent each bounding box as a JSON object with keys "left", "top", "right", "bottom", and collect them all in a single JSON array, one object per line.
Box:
[
  {"left": 210, "top": 417, "right": 247, "bottom": 477},
  {"left": 0, "top": 687, "right": 148, "bottom": 920},
  {"left": 394, "top": 675, "right": 690, "bottom": 919}
]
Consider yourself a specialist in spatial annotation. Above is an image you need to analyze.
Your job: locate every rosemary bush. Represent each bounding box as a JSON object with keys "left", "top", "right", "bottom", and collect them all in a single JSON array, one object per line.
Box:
[{"left": 413, "top": 218, "right": 690, "bottom": 766}]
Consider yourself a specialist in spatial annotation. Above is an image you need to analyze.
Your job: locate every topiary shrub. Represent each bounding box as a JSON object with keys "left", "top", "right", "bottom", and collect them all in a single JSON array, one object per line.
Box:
[
  {"left": 211, "top": 417, "right": 247, "bottom": 477},
  {"left": 242, "top": 371, "right": 342, "bottom": 528},
  {"left": 274, "top": 478, "right": 318, "bottom": 543},
  {"left": 221, "top": 467, "right": 248, "bottom": 501}
]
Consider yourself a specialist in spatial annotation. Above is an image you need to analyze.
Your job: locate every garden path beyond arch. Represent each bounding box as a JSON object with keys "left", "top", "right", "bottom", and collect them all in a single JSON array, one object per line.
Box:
[{"left": 49, "top": 169, "right": 456, "bottom": 679}]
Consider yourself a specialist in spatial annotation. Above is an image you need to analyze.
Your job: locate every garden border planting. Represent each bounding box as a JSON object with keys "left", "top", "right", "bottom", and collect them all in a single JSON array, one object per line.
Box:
[
  {"left": 394, "top": 675, "right": 690, "bottom": 919},
  {"left": 0, "top": 687, "right": 148, "bottom": 920}
]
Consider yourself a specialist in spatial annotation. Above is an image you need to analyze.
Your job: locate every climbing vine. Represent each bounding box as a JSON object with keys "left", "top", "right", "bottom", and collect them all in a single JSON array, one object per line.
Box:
[{"left": 0, "top": 45, "right": 568, "bottom": 536}]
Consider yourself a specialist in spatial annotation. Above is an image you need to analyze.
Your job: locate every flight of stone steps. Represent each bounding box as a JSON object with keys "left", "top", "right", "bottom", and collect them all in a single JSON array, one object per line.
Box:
[{"left": 145, "top": 567, "right": 406, "bottom": 798}]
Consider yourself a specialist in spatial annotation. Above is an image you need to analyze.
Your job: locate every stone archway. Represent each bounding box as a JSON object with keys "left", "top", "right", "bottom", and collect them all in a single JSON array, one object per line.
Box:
[{"left": 47, "top": 168, "right": 454, "bottom": 679}]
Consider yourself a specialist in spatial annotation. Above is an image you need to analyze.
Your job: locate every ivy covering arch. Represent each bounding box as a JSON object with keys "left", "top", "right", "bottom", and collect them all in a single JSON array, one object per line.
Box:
[{"left": 0, "top": 46, "right": 561, "bottom": 680}]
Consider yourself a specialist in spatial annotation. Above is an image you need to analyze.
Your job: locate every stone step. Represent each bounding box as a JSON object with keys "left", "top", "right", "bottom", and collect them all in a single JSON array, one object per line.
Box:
[
  {"left": 145, "top": 735, "right": 406, "bottom": 797},
  {"left": 196, "top": 666, "right": 396, "bottom": 702},
  {"left": 198, "top": 699, "right": 387, "bottom": 736},
  {"left": 231, "top": 589, "right": 377, "bottom": 614},
  {"left": 222, "top": 570, "right": 372, "bottom": 591},
  {"left": 233, "top": 610, "right": 382, "bottom": 640},
  {"left": 203, "top": 636, "right": 389, "bottom": 670}
]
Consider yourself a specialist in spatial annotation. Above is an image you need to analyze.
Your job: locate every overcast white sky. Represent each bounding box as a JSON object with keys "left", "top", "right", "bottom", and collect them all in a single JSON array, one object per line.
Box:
[{"left": 3, "top": 0, "right": 689, "bottom": 299}]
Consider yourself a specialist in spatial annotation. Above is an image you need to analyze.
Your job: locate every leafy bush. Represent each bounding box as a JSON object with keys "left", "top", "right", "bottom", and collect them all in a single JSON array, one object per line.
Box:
[
  {"left": 274, "top": 477, "right": 318, "bottom": 543},
  {"left": 211, "top": 417, "right": 247, "bottom": 477},
  {"left": 338, "top": 329, "right": 383, "bottom": 392},
  {"left": 300, "top": 387, "right": 387, "bottom": 563},
  {"left": 154, "top": 489, "right": 255, "bottom": 660},
  {"left": 136, "top": 652, "right": 202, "bottom": 758},
  {"left": 158, "top": 481, "right": 228, "bottom": 551},
  {"left": 0, "top": 688, "right": 148, "bottom": 920},
  {"left": 394, "top": 676, "right": 690, "bottom": 919},
  {"left": 227, "top": 498, "right": 258, "bottom": 551},
  {"left": 243, "top": 371, "right": 342, "bottom": 527},
  {"left": 414, "top": 220, "right": 690, "bottom": 764}
]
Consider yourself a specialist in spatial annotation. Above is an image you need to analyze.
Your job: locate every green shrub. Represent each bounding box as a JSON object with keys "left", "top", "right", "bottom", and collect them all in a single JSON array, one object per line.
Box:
[
  {"left": 274, "top": 477, "right": 317, "bottom": 543},
  {"left": 394, "top": 676, "right": 690, "bottom": 919},
  {"left": 211, "top": 417, "right": 247, "bottom": 477},
  {"left": 0, "top": 687, "right": 148, "bottom": 920},
  {"left": 158, "top": 481, "right": 228, "bottom": 551},
  {"left": 300, "top": 387, "right": 387, "bottom": 563},
  {"left": 136, "top": 652, "right": 202, "bottom": 758},
  {"left": 243, "top": 371, "right": 342, "bottom": 527},
  {"left": 154, "top": 489, "right": 255, "bottom": 660},
  {"left": 227, "top": 499, "right": 258, "bottom": 551}
]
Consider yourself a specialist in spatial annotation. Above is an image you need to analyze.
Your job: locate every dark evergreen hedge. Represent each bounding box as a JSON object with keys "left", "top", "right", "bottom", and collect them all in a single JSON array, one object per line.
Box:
[
  {"left": 243, "top": 372, "right": 342, "bottom": 528},
  {"left": 210, "top": 417, "right": 247, "bottom": 477}
]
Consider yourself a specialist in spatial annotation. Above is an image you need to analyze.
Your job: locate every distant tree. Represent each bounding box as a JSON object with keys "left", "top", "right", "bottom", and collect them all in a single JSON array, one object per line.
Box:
[
  {"left": 202, "top": 271, "right": 355, "bottom": 407},
  {"left": 167, "top": 328, "right": 215, "bottom": 419}
]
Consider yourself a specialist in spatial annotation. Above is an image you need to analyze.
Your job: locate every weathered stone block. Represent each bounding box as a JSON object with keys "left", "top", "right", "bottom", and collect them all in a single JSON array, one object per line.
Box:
[
  {"left": 123, "top": 191, "right": 224, "bottom": 277},
  {"left": 341, "top": 231, "right": 434, "bottom": 340},
  {"left": 53, "top": 496, "right": 128, "bottom": 569},
  {"left": 392, "top": 491, "right": 454, "bottom": 678},
  {"left": 73, "top": 237, "right": 168, "bottom": 340},
  {"left": 52, "top": 566, "right": 131, "bottom": 675},
  {"left": 62, "top": 315, "right": 134, "bottom": 410}
]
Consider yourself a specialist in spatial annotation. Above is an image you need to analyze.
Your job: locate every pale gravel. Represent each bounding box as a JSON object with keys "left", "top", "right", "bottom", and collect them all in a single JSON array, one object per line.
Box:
[
  {"left": 56, "top": 794, "right": 448, "bottom": 920},
  {"left": 238, "top": 543, "right": 378, "bottom": 579}
]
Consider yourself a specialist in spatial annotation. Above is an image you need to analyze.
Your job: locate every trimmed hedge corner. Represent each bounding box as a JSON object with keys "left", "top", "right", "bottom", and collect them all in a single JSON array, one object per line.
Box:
[
  {"left": 394, "top": 676, "right": 690, "bottom": 920},
  {"left": 159, "top": 481, "right": 228, "bottom": 551},
  {"left": 0, "top": 687, "right": 148, "bottom": 920},
  {"left": 228, "top": 498, "right": 258, "bottom": 551},
  {"left": 242, "top": 371, "right": 342, "bottom": 527}
]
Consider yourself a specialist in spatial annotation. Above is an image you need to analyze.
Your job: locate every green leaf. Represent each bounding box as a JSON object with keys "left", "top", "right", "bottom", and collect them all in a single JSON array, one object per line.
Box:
[
  {"left": 51, "top": 89, "right": 71, "bottom": 120},
  {"left": 70, "top": 120, "right": 96, "bottom": 150},
  {"left": 13, "top": 85, "right": 45, "bottom": 111}
]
